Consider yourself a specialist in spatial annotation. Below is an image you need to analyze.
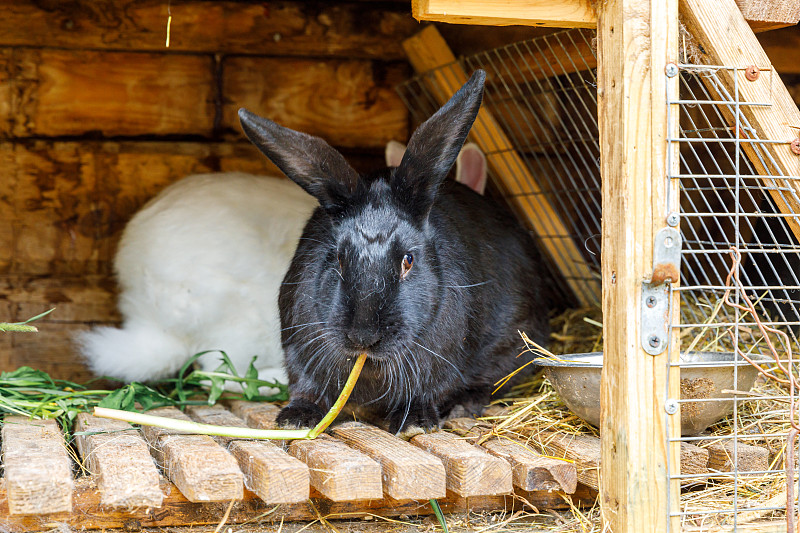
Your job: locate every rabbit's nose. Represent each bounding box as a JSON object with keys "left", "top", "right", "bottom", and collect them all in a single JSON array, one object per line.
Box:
[{"left": 346, "top": 328, "right": 381, "bottom": 349}]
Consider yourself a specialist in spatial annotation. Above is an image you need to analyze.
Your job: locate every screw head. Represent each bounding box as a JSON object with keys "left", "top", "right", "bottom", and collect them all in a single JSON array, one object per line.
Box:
[
  {"left": 791, "top": 139, "right": 800, "bottom": 155},
  {"left": 666, "top": 213, "right": 680, "bottom": 227},
  {"left": 648, "top": 335, "right": 661, "bottom": 348},
  {"left": 745, "top": 65, "right": 759, "bottom": 81},
  {"left": 665, "top": 399, "right": 679, "bottom": 415},
  {"left": 646, "top": 295, "right": 657, "bottom": 308},
  {"left": 665, "top": 63, "right": 679, "bottom": 78}
]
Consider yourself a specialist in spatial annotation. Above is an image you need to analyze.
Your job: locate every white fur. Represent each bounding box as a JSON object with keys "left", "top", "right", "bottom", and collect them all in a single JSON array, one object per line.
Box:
[{"left": 77, "top": 172, "right": 317, "bottom": 384}]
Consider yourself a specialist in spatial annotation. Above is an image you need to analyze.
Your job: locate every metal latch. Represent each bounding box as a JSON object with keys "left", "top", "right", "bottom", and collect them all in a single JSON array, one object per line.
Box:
[{"left": 641, "top": 227, "right": 681, "bottom": 355}]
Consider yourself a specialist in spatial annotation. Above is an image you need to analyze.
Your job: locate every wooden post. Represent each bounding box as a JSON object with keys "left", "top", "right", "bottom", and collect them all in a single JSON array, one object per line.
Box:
[{"left": 597, "top": 0, "right": 681, "bottom": 531}]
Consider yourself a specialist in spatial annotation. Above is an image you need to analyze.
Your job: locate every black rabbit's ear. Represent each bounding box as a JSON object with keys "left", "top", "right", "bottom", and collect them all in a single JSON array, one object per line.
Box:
[
  {"left": 239, "top": 109, "right": 359, "bottom": 209},
  {"left": 393, "top": 70, "right": 485, "bottom": 220}
]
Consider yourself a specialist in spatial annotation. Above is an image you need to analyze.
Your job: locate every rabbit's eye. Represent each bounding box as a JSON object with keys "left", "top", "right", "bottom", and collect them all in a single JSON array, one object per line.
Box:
[{"left": 401, "top": 253, "right": 414, "bottom": 279}]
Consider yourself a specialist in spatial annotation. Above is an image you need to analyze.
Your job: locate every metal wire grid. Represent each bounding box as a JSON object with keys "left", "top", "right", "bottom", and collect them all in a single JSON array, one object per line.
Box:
[
  {"left": 397, "top": 27, "right": 796, "bottom": 529},
  {"left": 395, "top": 28, "right": 602, "bottom": 307},
  {"left": 667, "top": 64, "right": 798, "bottom": 529}
]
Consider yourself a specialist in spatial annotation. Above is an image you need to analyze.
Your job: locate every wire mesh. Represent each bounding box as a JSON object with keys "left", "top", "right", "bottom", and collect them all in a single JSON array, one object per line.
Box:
[
  {"left": 396, "top": 28, "right": 602, "bottom": 308},
  {"left": 668, "top": 63, "right": 799, "bottom": 530},
  {"left": 397, "top": 27, "right": 797, "bottom": 531}
]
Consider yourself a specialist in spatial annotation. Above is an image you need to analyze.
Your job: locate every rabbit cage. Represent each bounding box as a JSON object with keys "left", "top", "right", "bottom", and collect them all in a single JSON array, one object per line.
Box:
[{"left": 2, "top": 0, "right": 800, "bottom": 532}]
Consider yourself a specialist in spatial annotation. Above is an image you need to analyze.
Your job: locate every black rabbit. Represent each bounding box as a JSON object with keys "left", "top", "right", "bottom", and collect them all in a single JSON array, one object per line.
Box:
[{"left": 239, "top": 70, "right": 552, "bottom": 433}]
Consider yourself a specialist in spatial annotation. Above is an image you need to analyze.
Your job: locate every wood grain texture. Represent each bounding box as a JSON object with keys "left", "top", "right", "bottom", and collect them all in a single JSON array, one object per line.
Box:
[
  {"left": 402, "top": 25, "right": 600, "bottom": 306},
  {"left": 412, "top": 0, "right": 596, "bottom": 27},
  {"left": 331, "top": 422, "right": 447, "bottom": 500},
  {"left": 0, "top": 476, "right": 595, "bottom": 532},
  {"left": 681, "top": 0, "right": 800, "bottom": 245},
  {"left": 1, "top": 416, "right": 73, "bottom": 515},
  {"left": 481, "top": 437, "right": 578, "bottom": 494},
  {"left": 288, "top": 434, "right": 384, "bottom": 501},
  {"left": 443, "top": 418, "right": 579, "bottom": 494},
  {"left": 538, "top": 431, "right": 600, "bottom": 491},
  {"left": 0, "top": 1, "right": 419, "bottom": 60},
  {"left": 597, "top": 0, "right": 681, "bottom": 530},
  {"left": 139, "top": 406, "right": 244, "bottom": 502},
  {"left": 227, "top": 400, "right": 282, "bottom": 429},
  {"left": 72, "top": 413, "right": 163, "bottom": 509},
  {"left": 706, "top": 440, "right": 769, "bottom": 473},
  {"left": 2, "top": 48, "right": 215, "bottom": 138},
  {"left": 186, "top": 405, "right": 310, "bottom": 504},
  {"left": 735, "top": 0, "right": 800, "bottom": 30},
  {"left": 223, "top": 57, "right": 408, "bottom": 149},
  {"left": 412, "top": 0, "right": 796, "bottom": 31},
  {"left": 410, "top": 431, "right": 513, "bottom": 497}
]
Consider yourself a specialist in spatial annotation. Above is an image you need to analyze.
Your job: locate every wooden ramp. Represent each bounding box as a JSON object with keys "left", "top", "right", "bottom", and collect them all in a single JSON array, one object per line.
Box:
[{"left": 0, "top": 404, "right": 596, "bottom": 532}]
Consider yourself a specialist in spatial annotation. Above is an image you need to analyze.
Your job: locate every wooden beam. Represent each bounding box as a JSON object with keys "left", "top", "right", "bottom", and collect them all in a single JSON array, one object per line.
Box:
[
  {"left": 597, "top": 0, "right": 681, "bottom": 531},
  {"left": 0, "top": 476, "right": 599, "bottom": 532},
  {"left": 412, "top": 0, "right": 596, "bottom": 27},
  {"left": 412, "top": 0, "right": 798, "bottom": 32},
  {"left": 681, "top": 0, "right": 800, "bottom": 245},
  {"left": 1, "top": 417, "right": 73, "bottom": 515},
  {"left": 73, "top": 413, "right": 163, "bottom": 509},
  {"left": 736, "top": 0, "right": 800, "bottom": 32},
  {"left": 0, "top": 1, "right": 419, "bottom": 60},
  {"left": 402, "top": 25, "right": 601, "bottom": 306}
]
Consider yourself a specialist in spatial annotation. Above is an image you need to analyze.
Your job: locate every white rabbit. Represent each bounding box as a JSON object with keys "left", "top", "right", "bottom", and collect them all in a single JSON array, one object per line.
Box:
[
  {"left": 78, "top": 140, "right": 486, "bottom": 386},
  {"left": 385, "top": 140, "right": 487, "bottom": 194},
  {"left": 76, "top": 172, "right": 317, "bottom": 384}
]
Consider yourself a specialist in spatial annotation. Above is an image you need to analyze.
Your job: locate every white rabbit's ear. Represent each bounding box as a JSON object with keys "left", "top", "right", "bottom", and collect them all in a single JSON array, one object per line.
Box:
[
  {"left": 385, "top": 140, "right": 407, "bottom": 168},
  {"left": 455, "top": 143, "right": 487, "bottom": 195}
]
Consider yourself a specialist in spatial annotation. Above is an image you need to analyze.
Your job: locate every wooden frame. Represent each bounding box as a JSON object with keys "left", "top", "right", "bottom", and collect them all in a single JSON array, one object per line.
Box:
[
  {"left": 596, "top": 0, "right": 681, "bottom": 531},
  {"left": 411, "top": 0, "right": 800, "bottom": 31}
]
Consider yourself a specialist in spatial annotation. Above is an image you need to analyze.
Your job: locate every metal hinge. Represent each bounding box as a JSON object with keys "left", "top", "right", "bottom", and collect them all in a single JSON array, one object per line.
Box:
[{"left": 641, "top": 227, "right": 682, "bottom": 355}]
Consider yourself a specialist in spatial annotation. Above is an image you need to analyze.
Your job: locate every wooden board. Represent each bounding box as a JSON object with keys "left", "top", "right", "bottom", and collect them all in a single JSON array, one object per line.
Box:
[
  {"left": 331, "top": 422, "right": 447, "bottom": 500},
  {"left": 402, "top": 26, "right": 601, "bottom": 307},
  {"left": 0, "top": 476, "right": 597, "bottom": 532},
  {"left": 707, "top": 440, "right": 770, "bottom": 473},
  {"left": 73, "top": 413, "right": 163, "bottom": 509},
  {"left": 0, "top": 50, "right": 408, "bottom": 148},
  {"left": 1, "top": 416, "right": 73, "bottom": 515},
  {"left": 410, "top": 431, "right": 513, "bottom": 497},
  {"left": 0, "top": 1, "right": 419, "bottom": 60},
  {"left": 2, "top": 48, "right": 215, "bottom": 138},
  {"left": 412, "top": 0, "right": 798, "bottom": 31},
  {"left": 481, "top": 437, "right": 578, "bottom": 494},
  {"left": 412, "top": 0, "right": 597, "bottom": 27},
  {"left": 289, "top": 434, "right": 384, "bottom": 502},
  {"left": 596, "top": 0, "right": 682, "bottom": 531},
  {"left": 227, "top": 400, "right": 282, "bottom": 429},
  {"left": 139, "top": 407, "right": 243, "bottom": 502},
  {"left": 222, "top": 57, "right": 409, "bottom": 149},
  {"left": 186, "top": 405, "right": 310, "bottom": 504}
]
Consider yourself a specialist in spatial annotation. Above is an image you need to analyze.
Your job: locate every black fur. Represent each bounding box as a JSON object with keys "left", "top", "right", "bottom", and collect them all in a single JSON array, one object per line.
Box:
[{"left": 239, "top": 70, "right": 552, "bottom": 433}]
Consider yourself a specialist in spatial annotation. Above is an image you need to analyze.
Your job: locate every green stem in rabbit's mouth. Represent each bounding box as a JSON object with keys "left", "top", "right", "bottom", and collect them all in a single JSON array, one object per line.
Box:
[{"left": 93, "top": 352, "right": 368, "bottom": 440}]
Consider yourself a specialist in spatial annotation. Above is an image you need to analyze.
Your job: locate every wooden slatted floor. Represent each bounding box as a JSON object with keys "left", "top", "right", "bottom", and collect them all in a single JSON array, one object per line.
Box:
[{"left": 0, "top": 402, "right": 597, "bottom": 531}]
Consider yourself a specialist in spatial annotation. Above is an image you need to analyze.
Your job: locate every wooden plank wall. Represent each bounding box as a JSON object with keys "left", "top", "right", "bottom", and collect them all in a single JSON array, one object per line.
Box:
[{"left": 0, "top": 0, "right": 418, "bottom": 382}]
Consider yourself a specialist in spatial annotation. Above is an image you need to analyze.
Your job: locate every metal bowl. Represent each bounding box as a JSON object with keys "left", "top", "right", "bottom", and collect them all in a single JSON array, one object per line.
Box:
[{"left": 536, "top": 351, "right": 763, "bottom": 436}]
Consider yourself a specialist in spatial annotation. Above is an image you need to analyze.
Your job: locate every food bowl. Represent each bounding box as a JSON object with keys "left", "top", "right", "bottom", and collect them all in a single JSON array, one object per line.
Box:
[{"left": 536, "top": 351, "right": 763, "bottom": 436}]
